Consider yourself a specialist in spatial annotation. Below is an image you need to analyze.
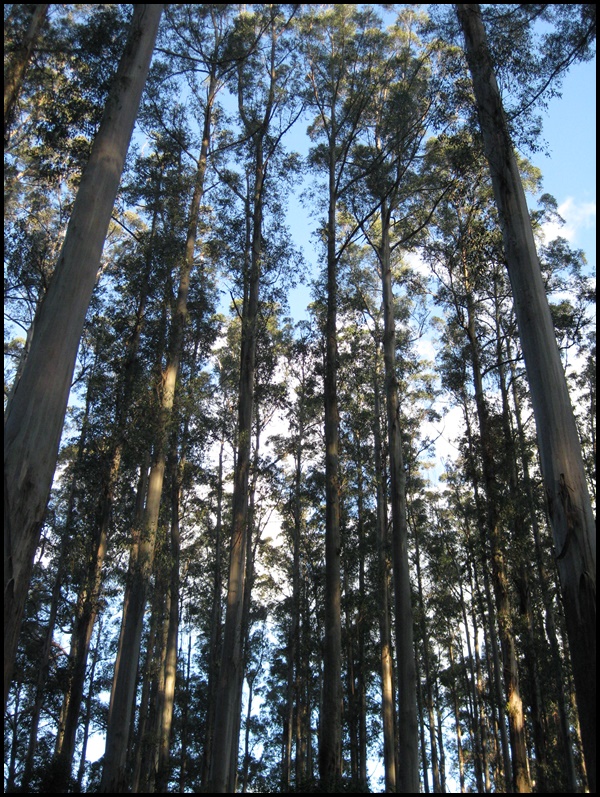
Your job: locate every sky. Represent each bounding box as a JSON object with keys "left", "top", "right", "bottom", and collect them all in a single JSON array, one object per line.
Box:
[{"left": 530, "top": 56, "right": 596, "bottom": 267}]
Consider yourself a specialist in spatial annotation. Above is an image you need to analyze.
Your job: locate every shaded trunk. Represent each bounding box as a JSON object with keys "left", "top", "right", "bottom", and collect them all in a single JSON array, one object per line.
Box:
[
  {"left": 464, "top": 282, "right": 530, "bottom": 792},
  {"left": 201, "top": 437, "right": 225, "bottom": 788},
  {"left": 4, "top": 3, "right": 163, "bottom": 709},
  {"left": 319, "top": 134, "right": 343, "bottom": 790},
  {"left": 22, "top": 378, "right": 92, "bottom": 792},
  {"left": 456, "top": 7, "right": 596, "bottom": 788},
  {"left": 507, "top": 338, "right": 579, "bottom": 792},
  {"left": 283, "top": 417, "right": 305, "bottom": 791},
  {"left": 413, "top": 513, "right": 440, "bottom": 793},
  {"left": 373, "top": 367, "right": 397, "bottom": 793},
  {"left": 76, "top": 614, "right": 102, "bottom": 791},
  {"left": 154, "top": 478, "right": 180, "bottom": 794},
  {"left": 380, "top": 202, "right": 419, "bottom": 793},
  {"left": 55, "top": 211, "right": 158, "bottom": 789},
  {"left": 448, "top": 640, "right": 466, "bottom": 793},
  {"left": 207, "top": 123, "right": 266, "bottom": 796}
]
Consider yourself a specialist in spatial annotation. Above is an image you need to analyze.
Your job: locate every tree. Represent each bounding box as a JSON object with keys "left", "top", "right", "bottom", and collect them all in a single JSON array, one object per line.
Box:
[
  {"left": 4, "top": 3, "right": 49, "bottom": 146},
  {"left": 4, "top": 3, "right": 163, "bottom": 710},
  {"left": 301, "top": 6, "right": 387, "bottom": 786},
  {"left": 455, "top": 5, "right": 596, "bottom": 789},
  {"left": 207, "top": 6, "right": 302, "bottom": 790}
]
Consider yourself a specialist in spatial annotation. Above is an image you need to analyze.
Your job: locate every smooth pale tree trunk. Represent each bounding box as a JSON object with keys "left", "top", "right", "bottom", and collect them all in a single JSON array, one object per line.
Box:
[
  {"left": 380, "top": 202, "right": 420, "bottom": 793},
  {"left": 3, "top": 3, "right": 163, "bottom": 709},
  {"left": 456, "top": 6, "right": 596, "bottom": 789},
  {"left": 4, "top": 3, "right": 49, "bottom": 146}
]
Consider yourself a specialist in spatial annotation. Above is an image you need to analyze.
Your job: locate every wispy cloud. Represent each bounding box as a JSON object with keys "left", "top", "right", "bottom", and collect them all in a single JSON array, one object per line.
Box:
[{"left": 542, "top": 197, "right": 596, "bottom": 246}]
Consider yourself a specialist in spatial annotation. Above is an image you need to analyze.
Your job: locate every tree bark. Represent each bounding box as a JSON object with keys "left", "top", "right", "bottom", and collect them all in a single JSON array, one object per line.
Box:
[
  {"left": 3, "top": 4, "right": 163, "bottom": 709},
  {"left": 380, "top": 202, "right": 420, "bottom": 793},
  {"left": 455, "top": 6, "right": 596, "bottom": 788},
  {"left": 319, "top": 125, "right": 343, "bottom": 791},
  {"left": 373, "top": 367, "right": 397, "bottom": 793}
]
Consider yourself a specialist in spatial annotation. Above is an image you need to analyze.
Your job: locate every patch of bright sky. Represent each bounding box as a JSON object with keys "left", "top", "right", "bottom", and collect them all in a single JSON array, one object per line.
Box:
[{"left": 532, "top": 56, "right": 596, "bottom": 269}]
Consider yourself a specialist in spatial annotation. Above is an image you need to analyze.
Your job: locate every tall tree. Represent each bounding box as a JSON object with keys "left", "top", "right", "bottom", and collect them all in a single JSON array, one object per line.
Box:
[
  {"left": 207, "top": 5, "right": 302, "bottom": 790},
  {"left": 4, "top": 3, "right": 163, "bottom": 710},
  {"left": 301, "top": 6, "right": 385, "bottom": 786},
  {"left": 100, "top": 23, "right": 224, "bottom": 783},
  {"left": 455, "top": 5, "right": 596, "bottom": 789}
]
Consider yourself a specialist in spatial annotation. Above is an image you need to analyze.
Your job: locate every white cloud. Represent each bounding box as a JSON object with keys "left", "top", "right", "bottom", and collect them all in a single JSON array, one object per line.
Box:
[{"left": 541, "top": 197, "right": 596, "bottom": 246}]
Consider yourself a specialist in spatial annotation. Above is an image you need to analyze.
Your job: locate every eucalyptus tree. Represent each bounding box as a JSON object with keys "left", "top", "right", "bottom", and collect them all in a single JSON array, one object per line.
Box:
[
  {"left": 300, "top": 5, "right": 394, "bottom": 786},
  {"left": 99, "top": 6, "right": 238, "bottom": 776},
  {"left": 4, "top": 2, "right": 163, "bottom": 712},
  {"left": 206, "top": 5, "right": 304, "bottom": 791},
  {"left": 342, "top": 7, "right": 464, "bottom": 789},
  {"left": 454, "top": 6, "right": 596, "bottom": 786},
  {"left": 424, "top": 149, "right": 535, "bottom": 790}
]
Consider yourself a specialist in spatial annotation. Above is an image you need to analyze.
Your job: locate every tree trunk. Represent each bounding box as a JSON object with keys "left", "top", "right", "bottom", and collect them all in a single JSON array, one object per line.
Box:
[
  {"left": 4, "top": 3, "right": 49, "bottom": 146},
  {"left": 319, "top": 132, "right": 343, "bottom": 792},
  {"left": 207, "top": 132, "right": 266, "bottom": 796},
  {"left": 100, "top": 70, "right": 215, "bottom": 790},
  {"left": 507, "top": 337, "right": 578, "bottom": 792},
  {"left": 373, "top": 367, "right": 397, "bottom": 793},
  {"left": 23, "top": 379, "right": 91, "bottom": 792},
  {"left": 3, "top": 4, "right": 163, "bottom": 709},
  {"left": 201, "top": 436, "right": 225, "bottom": 789},
  {"left": 456, "top": 6, "right": 596, "bottom": 788},
  {"left": 283, "top": 414, "right": 306, "bottom": 791},
  {"left": 76, "top": 615, "right": 102, "bottom": 791},
  {"left": 413, "top": 512, "right": 440, "bottom": 793},
  {"left": 463, "top": 269, "right": 530, "bottom": 792},
  {"left": 99, "top": 457, "right": 149, "bottom": 793},
  {"left": 154, "top": 468, "right": 180, "bottom": 793},
  {"left": 380, "top": 202, "right": 420, "bottom": 793}
]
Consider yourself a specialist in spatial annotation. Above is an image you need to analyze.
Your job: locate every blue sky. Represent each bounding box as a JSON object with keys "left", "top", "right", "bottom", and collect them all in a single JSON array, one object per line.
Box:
[{"left": 530, "top": 55, "right": 596, "bottom": 273}]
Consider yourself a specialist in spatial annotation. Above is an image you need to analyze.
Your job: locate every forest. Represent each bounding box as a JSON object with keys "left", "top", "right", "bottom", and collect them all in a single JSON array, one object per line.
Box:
[{"left": 3, "top": 4, "right": 596, "bottom": 793}]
